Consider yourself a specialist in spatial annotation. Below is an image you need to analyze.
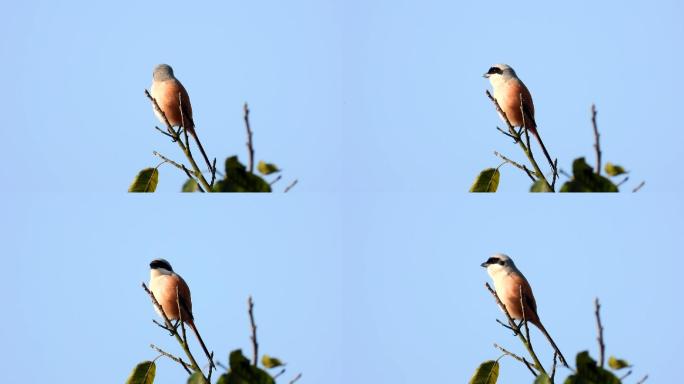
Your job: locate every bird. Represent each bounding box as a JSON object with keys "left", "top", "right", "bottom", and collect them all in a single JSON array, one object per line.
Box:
[
  {"left": 481, "top": 253, "right": 569, "bottom": 367},
  {"left": 148, "top": 258, "right": 214, "bottom": 367},
  {"left": 483, "top": 64, "right": 555, "bottom": 175},
  {"left": 150, "top": 64, "right": 213, "bottom": 173}
]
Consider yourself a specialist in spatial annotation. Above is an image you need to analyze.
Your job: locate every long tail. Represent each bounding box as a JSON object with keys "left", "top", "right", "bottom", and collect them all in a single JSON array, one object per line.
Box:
[
  {"left": 533, "top": 132, "right": 558, "bottom": 182},
  {"left": 535, "top": 321, "right": 569, "bottom": 368},
  {"left": 189, "top": 321, "right": 216, "bottom": 368},
  {"left": 188, "top": 128, "right": 214, "bottom": 176}
]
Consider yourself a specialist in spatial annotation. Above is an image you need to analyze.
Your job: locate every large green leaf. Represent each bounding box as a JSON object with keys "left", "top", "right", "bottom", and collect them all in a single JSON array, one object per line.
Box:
[
  {"left": 604, "top": 163, "right": 627, "bottom": 177},
  {"left": 128, "top": 168, "right": 159, "bottom": 192},
  {"left": 213, "top": 156, "right": 272, "bottom": 192},
  {"left": 182, "top": 178, "right": 199, "bottom": 192},
  {"left": 564, "top": 351, "right": 621, "bottom": 384},
  {"left": 223, "top": 349, "right": 275, "bottom": 384},
  {"left": 534, "top": 373, "right": 552, "bottom": 384},
  {"left": 125, "top": 361, "right": 156, "bottom": 384},
  {"left": 468, "top": 360, "right": 499, "bottom": 384},
  {"left": 560, "top": 158, "right": 618, "bottom": 192},
  {"left": 257, "top": 161, "right": 280, "bottom": 175},
  {"left": 530, "top": 179, "right": 552, "bottom": 192},
  {"left": 470, "top": 168, "right": 500, "bottom": 192},
  {"left": 187, "top": 372, "right": 206, "bottom": 384}
]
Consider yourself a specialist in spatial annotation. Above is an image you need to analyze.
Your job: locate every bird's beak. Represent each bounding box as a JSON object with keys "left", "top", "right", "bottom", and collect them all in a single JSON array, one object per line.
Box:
[
  {"left": 480, "top": 261, "right": 489, "bottom": 267},
  {"left": 483, "top": 73, "right": 490, "bottom": 78}
]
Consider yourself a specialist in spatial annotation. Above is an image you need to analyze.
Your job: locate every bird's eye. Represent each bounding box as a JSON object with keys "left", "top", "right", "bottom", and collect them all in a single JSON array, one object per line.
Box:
[
  {"left": 498, "top": 260, "right": 505, "bottom": 265},
  {"left": 487, "top": 67, "right": 503, "bottom": 75}
]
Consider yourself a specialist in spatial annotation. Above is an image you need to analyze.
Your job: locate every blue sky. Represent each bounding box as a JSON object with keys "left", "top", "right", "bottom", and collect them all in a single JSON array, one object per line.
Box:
[{"left": 1, "top": 1, "right": 683, "bottom": 383}]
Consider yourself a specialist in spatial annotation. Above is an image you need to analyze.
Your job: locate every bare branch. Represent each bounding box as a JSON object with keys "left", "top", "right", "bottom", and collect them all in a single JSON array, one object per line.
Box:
[
  {"left": 244, "top": 103, "right": 255, "bottom": 174},
  {"left": 248, "top": 296, "right": 259, "bottom": 366},
  {"left": 632, "top": 181, "right": 645, "bottom": 193},
  {"left": 284, "top": 179, "right": 298, "bottom": 193},
  {"left": 591, "top": 104, "right": 601, "bottom": 175},
  {"left": 289, "top": 373, "right": 303, "bottom": 384},
  {"left": 150, "top": 343, "right": 193, "bottom": 375},
  {"left": 594, "top": 298, "right": 605, "bottom": 368},
  {"left": 494, "top": 151, "right": 536, "bottom": 182}
]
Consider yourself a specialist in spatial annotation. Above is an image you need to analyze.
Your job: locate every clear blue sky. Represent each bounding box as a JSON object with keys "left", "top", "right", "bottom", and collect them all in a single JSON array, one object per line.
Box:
[
  {"left": 1, "top": 0, "right": 681, "bottom": 192},
  {"left": 1, "top": 1, "right": 683, "bottom": 383},
  {"left": 2, "top": 194, "right": 681, "bottom": 383}
]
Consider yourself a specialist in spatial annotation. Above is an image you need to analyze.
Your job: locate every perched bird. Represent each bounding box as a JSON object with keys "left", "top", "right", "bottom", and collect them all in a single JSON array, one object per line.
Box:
[
  {"left": 484, "top": 64, "right": 555, "bottom": 174},
  {"left": 150, "top": 64, "right": 213, "bottom": 173},
  {"left": 481, "top": 253, "right": 568, "bottom": 367},
  {"left": 148, "top": 259, "right": 214, "bottom": 367}
]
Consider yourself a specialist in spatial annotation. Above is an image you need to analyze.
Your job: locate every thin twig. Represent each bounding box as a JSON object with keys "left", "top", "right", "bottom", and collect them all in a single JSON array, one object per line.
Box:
[
  {"left": 153, "top": 151, "right": 185, "bottom": 172},
  {"left": 210, "top": 158, "right": 217, "bottom": 188},
  {"left": 269, "top": 174, "right": 283, "bottom": 186},
  {"left": 284, "top": 179, "right": 298, "bottom": 193},
  {"left": 150, "top": 344, "right": 193, "bottom": 375},
  {"left": 273, "top": 368, "right": 287, "bottom": 379},
  {"left": 496, "top": 126, "right": 519, "bottom": 142},
  {"left": 248, "top": 296, "right": 259, "bottom": 366},
  {"left": 494, "top": 151, "right": 536, "bottom": 182},
  {"left": 620, "top": 370, "right": 633, "bottom": 381},
  {"left": 635, "top": 374, "right": 649, "bottom": 384},
  {"left": 494, "top": 343, "right": 539, "bottom": 378},
  {"left": 632, "top": 181, "right": 645, "bottom": 192},
  {"left": 244, "top": 103, "right": 255, "bottom": 174},
  {"left": 550, "top": 352, "right": 558, "bottom": 383},
  {"left": 155, "top": 126, "right": 179, "bottom": 141},
  {"left": 215, "top": 360, "right": 228, "bottom": 372},
  {"left": 591, "top": 104, "right": 601, "bottom": 175},
  {"left": 594, "top": 298, "right": 605, "bottom": 368},
  {"left": 616, "top": 176, "right": 630, "bottom": 187},
  {"left": 289, "top": 373, "right": 303, "bottom": 384}
]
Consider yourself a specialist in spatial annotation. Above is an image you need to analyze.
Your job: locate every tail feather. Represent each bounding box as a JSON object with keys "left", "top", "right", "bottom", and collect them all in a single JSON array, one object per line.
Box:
[
  {"left": 188, "top": 321, "right": 216, "bottom": 368},
  {"left": 535, "top": 321, "right": 569, "bottom": 368},
  {"left": 188, "top": 129, "right": 214, "bottom": 177}
]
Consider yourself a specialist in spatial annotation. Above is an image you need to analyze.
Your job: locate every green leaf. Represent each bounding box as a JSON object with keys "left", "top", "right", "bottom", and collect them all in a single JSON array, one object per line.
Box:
[
  {"left": 534, "top": 373, "right": 552, "bottom": 384},
  {"left": 215, "top": 374, "right": 229, "bottom": 384},
  {"left": 261, "top": 354, "right": 285, "bottom": 368},
  {"left": 187, "top": 372, "right": 205, "bottom": 384},
  {"left": 128, "top": 168, "right": 159, "bottom": 192},
  {"left": 468, "top": 360, "right": 499, "bottom": 384},
  {"left": 469, "top": 168, "right": 500, "bottom": 192},
  {"left": 224, "top": 349, "right": 275, "bottom": 384},
  {"left": 125, "top": 361, "right": 156, "bottom": 384},
  {"left": 181, "top": 178, "right": 199, "bottom": 192},
  {"left": 564, "top": 351, "right": 620, "bottom": 384},
  {"left": 608, "top": 356, "right": 631, "bottom": 370},
  {"left": 213, "top": 156, "right": 272, "bottom": 192},
  {"left": 560, "top": 158, "right": 618, "bottom": 192},
  {"left": 257, "top": 161, "right": 280, "bottom": 175},
  {"left": 530, "top": 179, "right": 552, "bottom": 192},
  {"left": 604, "top": 162, "right": 627, "bottom": 177}
]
